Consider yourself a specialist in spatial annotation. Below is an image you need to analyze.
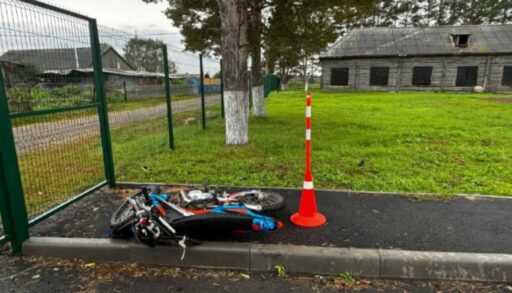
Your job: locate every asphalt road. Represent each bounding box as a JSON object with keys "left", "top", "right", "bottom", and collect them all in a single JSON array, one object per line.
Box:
[
  {"left": 30, "top": 186, "right": 512, "bottom": 254},
  {"left": 13, "top": 95, "right": 220, "bottom": 151}
]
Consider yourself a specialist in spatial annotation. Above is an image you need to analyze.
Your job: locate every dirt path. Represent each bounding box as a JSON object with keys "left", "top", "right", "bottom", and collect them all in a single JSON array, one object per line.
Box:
[{"left": 13, "top": 95, "right": 220, "bottom": 152}]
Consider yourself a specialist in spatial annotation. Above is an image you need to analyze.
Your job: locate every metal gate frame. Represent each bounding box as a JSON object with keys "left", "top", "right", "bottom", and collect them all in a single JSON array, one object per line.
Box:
[{"left": 0, "top": 0, "right": 115, "bottom": 252}]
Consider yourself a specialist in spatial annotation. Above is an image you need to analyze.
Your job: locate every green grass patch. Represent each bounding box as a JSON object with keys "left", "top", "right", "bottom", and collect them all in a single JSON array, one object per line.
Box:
[
  {"left": 17, "top": 135, "right": 104, "bottom": 216},
  {"left": 113, "top": 90, "right": 512, "bottom": 196}
]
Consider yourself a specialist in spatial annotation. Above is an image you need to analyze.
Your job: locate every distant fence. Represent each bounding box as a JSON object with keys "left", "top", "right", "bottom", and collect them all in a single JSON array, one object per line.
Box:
[
  {"left": 264, "top": 74, "right": 281, "bottom": 97},
  {"left": 105, "top": 83, "right": 197, "bottom": 101}
]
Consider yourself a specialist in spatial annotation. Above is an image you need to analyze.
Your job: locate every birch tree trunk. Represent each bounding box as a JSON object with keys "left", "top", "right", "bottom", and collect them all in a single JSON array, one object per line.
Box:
[
  {"left": 250, "top": 3, "right": 265, "bottom": 116},
  {"left": 303, "top": 56, "right": 309, "bottom": 93},
  {"left": 217, "top": 0, "right": 249, "bottom": 145}
]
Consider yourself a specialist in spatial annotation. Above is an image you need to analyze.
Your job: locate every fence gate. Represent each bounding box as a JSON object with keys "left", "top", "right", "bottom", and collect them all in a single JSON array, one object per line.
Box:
[{"left": 0, "top": 0, "right": 114, "bottom": 251}]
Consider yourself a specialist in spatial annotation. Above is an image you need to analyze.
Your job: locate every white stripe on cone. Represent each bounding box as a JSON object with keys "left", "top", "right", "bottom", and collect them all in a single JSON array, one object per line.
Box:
[
  {"left": 306, "top": 129, "right": 311, "bottom": 140},
  {"left": 303, "top": 181, "right": 314, "bottom": 189},
  {"left": 306, "top": 106, "right": 311, "bottom": 118}
]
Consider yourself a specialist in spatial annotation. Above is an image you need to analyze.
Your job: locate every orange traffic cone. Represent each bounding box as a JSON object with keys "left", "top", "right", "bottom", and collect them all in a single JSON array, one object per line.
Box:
[{"left": 290, "top": 92, "right": 326, "bottom": 228}]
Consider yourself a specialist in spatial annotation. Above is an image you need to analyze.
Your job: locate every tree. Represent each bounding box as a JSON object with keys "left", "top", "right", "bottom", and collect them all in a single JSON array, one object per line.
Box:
[
  {"left": 168, "top": 60, "right": 178, "bottom": 74},
  {"left": 124, "top": 37, "right": 165, "bottom": 72},
  {"left": 156, "top": 0, "right": 221, "bottom": 54},
  {"left": 265, "top": 0, "right": 372, "bottom": 90},
  {"left": 146, "top": 0, "right": 265, "bottom": 116},
  {"left": 142, "top": 0, "right": 372, "bottom": 143},
  {"left": 264, "top": 0, "right": 300, "bottom": 90},
  {"left": 216, "top": 0, "right": 250, "bottom": 144},
  {"left": 248, "top": 1, "right": 265, "bottom": 116},
  {"left": 356, "top": 0, "right": 512, "bottom": 27},
  {"left": 144, "top": 0, "right": 251, "bottom": 143}
]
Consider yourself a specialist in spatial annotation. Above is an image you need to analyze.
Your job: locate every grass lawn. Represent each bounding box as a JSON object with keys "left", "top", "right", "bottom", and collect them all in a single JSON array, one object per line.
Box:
[
  {"left": 16, "top": 90, "right": 512, "bottom": 217},
  {"left": 114, "top": 90, "right": 512, "bottom": 196}
]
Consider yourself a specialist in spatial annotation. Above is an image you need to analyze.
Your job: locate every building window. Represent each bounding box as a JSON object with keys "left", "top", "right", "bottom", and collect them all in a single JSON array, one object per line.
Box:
[
  {"left": 412, "top": 66, "right": 433, "bottom": 86},
  {"left": 370, "top": 67, "right": 389, "bottom": 86},
  {"left": 456, "top": 66, "right": 478, "bottom": 86},
  {"left": 502, "top": 66, "right": 512, "bottom": 86},
  {"left": 330, "top": 67, "right": 349, "bottom": 86},
  {"left": 452, "top": 34, "right": 470, "bottom": 48}
]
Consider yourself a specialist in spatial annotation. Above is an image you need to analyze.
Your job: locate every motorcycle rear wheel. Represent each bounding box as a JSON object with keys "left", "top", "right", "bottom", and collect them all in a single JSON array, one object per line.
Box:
[{"left": 239, "top": 191, "right": 285, "bottom": 214}]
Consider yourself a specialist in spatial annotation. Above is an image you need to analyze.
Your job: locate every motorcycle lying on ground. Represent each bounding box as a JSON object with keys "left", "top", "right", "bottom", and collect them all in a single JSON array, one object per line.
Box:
[
  {"left": 109, "top": 186, "right": 283, "bottom": 258},
  {"left": 179, "top": 185, "right": 285, "bottom": 214}
]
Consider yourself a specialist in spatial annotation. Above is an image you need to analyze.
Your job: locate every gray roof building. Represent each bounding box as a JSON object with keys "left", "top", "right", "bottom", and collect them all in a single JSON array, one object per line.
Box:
[
  {"left": 0, "top": 46, "right": 135, "bottom": 72},
  {"left": 321, "top": 24, "right": 512, "bottom": 59},
  {"left": 320, "top": 24, "right": 512, "bottom": 92}
]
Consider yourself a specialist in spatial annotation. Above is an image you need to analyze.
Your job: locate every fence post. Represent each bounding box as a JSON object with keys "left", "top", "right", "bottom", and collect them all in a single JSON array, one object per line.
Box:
[
  {"left": 123, "top": 81, "right": 127, "bottom": 102},
  {"left": 0, "top": 68, "right": 29, "bottom": 253},
  {"left": 162, "top": 45, "right": 175, "bottom": 150},
  {"left": 249, "top": 74, "right": 253, "bottom": 110},
  {"left": 220, "top": 59, "right": 225, "bottom": 119},
  {"left": 199, "top": 54, "right": 206, "bottom": 129},
  {"left": 89, "top": 19, "right": 116, "bottom": 187},
  {"left": 263, "top": 74, "right": 269, "bottom": 98}
]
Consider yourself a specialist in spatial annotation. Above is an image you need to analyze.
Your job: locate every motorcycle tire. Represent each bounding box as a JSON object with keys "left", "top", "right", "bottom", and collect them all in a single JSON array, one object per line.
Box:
[{"left": 239, "top": 191, "right": 285, "bottom": 215}]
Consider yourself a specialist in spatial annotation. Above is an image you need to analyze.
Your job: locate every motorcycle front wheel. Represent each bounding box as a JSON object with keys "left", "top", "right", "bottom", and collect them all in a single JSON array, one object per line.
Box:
[{"left": 109, "top": 200, "right": 136, "bottom": 238}]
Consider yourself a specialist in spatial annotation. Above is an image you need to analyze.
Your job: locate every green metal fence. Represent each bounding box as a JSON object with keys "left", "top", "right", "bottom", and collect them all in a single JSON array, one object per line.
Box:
[
  {"left": 95, "top": 27, "right": 223, "bottom": 183},
  {"left": 264, "top": 74, "right": 281, "bottom": 97},
  {"left": 0, "top": 0, "right": 224, "bottom": 252},
  {"left": 0, "top": 0, "right": 114, "bottom": 251}
]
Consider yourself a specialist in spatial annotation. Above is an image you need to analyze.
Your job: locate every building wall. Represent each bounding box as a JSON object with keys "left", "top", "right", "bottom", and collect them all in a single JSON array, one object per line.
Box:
[
  {"left": 486, "top": 56, "right": 512, "bottom": 92},
  {"left": 321, "top": 55, "right": 512, "bottom": 92},
  {"left": 1, "top": 61, "right": 25, "bottom": 87}
]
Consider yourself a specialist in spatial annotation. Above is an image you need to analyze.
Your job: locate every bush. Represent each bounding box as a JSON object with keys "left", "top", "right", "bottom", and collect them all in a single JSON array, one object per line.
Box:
[
  {"left": 31, "top": 85, "right": 57, "bottom": 110},
  {"left": 7, "top": 84, "right": 95, "bottom": 112},
  {"left": 47, "top": 85, "right": 94, "bottom": 108},
  {"left": 7, "top": 85, "right": 33, "bottom": 112},
  {"left": 105, "top": 87, "right": 125, "bottom": 103}
]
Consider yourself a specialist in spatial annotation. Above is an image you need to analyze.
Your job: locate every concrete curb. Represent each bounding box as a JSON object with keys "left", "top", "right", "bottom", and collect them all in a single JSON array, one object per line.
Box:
[{"left": 23, "top": 237, "right": 512, "bottom": 282}]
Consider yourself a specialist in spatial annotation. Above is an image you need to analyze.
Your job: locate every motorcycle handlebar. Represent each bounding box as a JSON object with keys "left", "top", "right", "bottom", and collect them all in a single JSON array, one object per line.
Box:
[{"left": 141, "top": 185, "right": 160, "bottom": 202}]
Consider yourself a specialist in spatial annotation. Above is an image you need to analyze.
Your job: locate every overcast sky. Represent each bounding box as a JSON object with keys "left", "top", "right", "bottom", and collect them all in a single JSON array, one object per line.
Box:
[{"left": 43, "top": 0, "right": 184, "bottom": 48}]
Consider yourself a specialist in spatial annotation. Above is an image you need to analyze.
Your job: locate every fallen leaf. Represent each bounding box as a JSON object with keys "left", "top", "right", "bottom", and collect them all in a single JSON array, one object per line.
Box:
[{"left": 240, "top": 273, "right": 250, "bottom": 280}]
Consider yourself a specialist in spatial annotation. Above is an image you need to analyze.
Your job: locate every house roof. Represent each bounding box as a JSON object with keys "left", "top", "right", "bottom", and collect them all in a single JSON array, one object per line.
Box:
[
  {"left": 0, "top": 46, "right": 135, "bottom": 71},
  {"left": 41, "top": 68, "right": 165, "bottom": 78},
  {"left": 320, "top": 24, "right": 512, "bottom": 59}
]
